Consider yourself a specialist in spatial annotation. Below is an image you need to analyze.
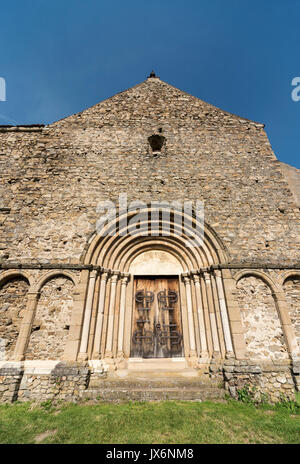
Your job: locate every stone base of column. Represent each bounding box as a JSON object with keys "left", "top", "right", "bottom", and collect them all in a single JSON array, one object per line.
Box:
[
  {"left": 198, "top": 351, "right": 210, "bottom": 365},
  {"left": 104, "top": 350, "right": 113, "bottom": 359},
  {"left": 225, "top": 351, "right": 235, "bottom": 359},
  {"left": 116, "top": 352, "right": 127, "bottom": 369},
  {"left": 12, "top": 355, "right": 25, "bottom": 362},
  {"left": 187, "top": 353, "right": 198, "bottom": 369},
  {"left": 189, "top": 350, "right": 197, "bottom": 357},
  {"left": 103, "top": 355, "right": 117, "bottom": 371},
  {"left": 77, "top": 352, "right": 88, "bottom": 362},
  {"left": 116, "top": 351, "right": 124, "bottom": 361}
]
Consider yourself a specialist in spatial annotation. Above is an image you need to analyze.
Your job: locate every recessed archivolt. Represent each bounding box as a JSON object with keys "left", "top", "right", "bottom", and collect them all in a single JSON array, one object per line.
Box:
[
  {"left": 106, "top": 233, "right": 197, "bottom": 271},
  {"left": 92, "top": 230, "right": 220, "bottom": 270},
  {"left": 82, "top": 207, "right": 228, "bottom": 271},
  {"left": 110, "top": 220, "right": 220, "bottom": 270}
]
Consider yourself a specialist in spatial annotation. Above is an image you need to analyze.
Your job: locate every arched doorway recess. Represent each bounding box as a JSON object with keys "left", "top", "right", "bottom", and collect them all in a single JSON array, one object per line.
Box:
[{"left": 73, "top": 206, "right": 234, "bottom": 368}]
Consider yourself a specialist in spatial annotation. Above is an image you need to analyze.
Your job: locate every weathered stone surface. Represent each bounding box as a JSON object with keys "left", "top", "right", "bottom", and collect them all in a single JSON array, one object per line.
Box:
[
  {"left": 223, "top": 359, "right": 296, "bottom": 402},
  {"left": 26, "top": 277, "right": 74, "bottom": 360},
  {"left": 236, "top": 276, "right": 288, "bottom": 360},
  {"left": 292, "top": 362, "right": 300, "bottom": 374},
  {"left": 0, "top": 277, "right": 29, "bottom": 358}
]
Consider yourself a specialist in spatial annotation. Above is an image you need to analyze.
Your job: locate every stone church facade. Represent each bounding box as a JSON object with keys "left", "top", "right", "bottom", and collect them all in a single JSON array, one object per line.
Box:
[{"left": 0, "top": 73, "right": 299, "bottom": 402}]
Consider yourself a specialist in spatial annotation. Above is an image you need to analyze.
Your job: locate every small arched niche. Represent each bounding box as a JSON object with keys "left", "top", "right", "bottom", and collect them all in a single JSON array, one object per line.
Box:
[{"left": 129, "top": 250, "right": 183, "bottom": 275}]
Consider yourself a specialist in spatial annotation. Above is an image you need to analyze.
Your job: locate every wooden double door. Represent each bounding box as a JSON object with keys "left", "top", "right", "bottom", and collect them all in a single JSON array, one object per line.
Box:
[{"left": 131, "top": 276, "right": 184, "bottom": 358}]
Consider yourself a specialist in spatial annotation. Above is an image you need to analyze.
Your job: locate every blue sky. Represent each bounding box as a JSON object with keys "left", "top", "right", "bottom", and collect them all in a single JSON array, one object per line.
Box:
[{"left": 0, "top": 0, "right": 299, "bottom": 168}]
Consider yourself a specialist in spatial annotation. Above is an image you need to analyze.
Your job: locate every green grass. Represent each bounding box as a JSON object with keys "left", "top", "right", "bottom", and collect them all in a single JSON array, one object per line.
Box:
[{"left": 0, "top": 399, "right": 299, "bottom": 444}]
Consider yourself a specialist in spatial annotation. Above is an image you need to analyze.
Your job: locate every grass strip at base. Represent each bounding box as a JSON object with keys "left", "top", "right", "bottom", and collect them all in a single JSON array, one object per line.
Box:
[{"left": 0, "top": 399, "right": 299, "bottom": 444}]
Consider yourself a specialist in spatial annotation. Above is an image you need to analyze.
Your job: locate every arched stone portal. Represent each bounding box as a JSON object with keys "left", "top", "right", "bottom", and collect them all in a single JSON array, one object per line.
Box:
[{"left": 65, "top": 206, "right": 235, "bottom": 369}]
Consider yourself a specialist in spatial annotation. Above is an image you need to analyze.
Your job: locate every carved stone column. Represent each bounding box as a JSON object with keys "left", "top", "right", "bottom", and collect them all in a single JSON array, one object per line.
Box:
[
  {"left": 193, "top": 274, "right": 208, "bottom": 359},
  {"left": 105, "top": 274, "right": 119, "bottom": 358},
  {"left": 200, "top": 274, "right": 213, "bottom": 354},
  {"left": 78, "top": 270, "right": 98, "bottom": 360},
  {"left": 221, "top": 268, "right": 246, "bottom": 359},
  {"left": 204, "top": 272, "right": 220, "bottom": 357},
  {"left": 13, "top": 291, "right": 40, "bottom": 361},
  {"left": 274, "top": 291, "right": 300, "bottom": 361},
  {"left": 117, "top": 275, "right": 130, "bottom": 358},
  {"left": 92, "top": 271, "right": 109, "bottom": 359},
  {"left": 215, "top": 270, "right": 234, "bottom": 357},
  {"left": 183, "top": 275, "right": 197, "bottom": 357}
]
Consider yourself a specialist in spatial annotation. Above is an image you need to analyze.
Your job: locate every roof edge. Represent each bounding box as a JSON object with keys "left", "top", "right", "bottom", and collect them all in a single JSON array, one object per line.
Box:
[{"left": 0, "top": 76, "right": 266, "bottom": 129}]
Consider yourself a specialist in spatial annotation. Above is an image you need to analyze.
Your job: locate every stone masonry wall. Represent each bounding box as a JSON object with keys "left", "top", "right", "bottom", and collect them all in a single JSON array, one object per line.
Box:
[
  {"left": 223, "top": 359, "right": 297, "bottom": 403},
  {"left": 0, "top": 364, "right": 90, "bottom": 403},
  {"left": 236, "top": 276, "right": 288, "bottom": 360},
  {"left": 0, "top": 77, "right": 299, "bottom": 266},
  {"left": 0, "top": 360, "right": 298, "bottom": 403},
  {"left": 26, "top": 277, "right": 74, "bottom": 360},
  {"left": 0, "top": 277, "right": 29, "bottom": 358}
]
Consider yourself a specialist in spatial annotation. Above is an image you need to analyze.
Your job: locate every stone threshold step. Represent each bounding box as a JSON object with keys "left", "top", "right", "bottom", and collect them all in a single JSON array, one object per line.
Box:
[
  {"left": 80, "top": 390, "right": 225, "bottom": 401},
  {"left": 88, "top": 380, "right": 221, "bottom": 389},
  {"left": 85, "top": 387, "right": 224, "bottom": 392},
  {"left": 109, "top": 368, "right": 208, "bottom": 379},
  {"left": 127, "top": 358, "right": 190, "bottom": 371}
]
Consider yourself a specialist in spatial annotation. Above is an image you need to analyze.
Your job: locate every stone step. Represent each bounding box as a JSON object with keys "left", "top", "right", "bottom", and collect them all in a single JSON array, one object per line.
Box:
[
  {"left": 127, "top": 357, "right": 189, "bottom": 371},
  {"left": 88, "top": 378, "right": 221, "bottom": 389},
  {"left": 117, "top": 369, "right": 202, "bottom": 379},
  {"left": 80, "top": 387, "right": 225, "bottom": 402}
]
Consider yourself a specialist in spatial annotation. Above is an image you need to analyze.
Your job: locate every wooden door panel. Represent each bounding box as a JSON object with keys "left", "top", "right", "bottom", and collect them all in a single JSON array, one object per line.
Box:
[{"left": 131, "top": 277, "right": 183, "bottom": 358}]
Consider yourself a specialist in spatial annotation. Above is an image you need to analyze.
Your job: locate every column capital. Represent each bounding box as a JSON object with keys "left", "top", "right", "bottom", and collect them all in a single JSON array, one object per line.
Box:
[
  {"left": 90, "top": 269, "right": 98, "bottom": 279},
  {"left": 100, "top": 267, "right": 112, "bottom": 275},
  {"left": 27, "top": 291, "right": 41, "bottom": 301},
  {"left": 110, "top": 273, "right": 120, "bottom": 284},
  {"left": 182, "top": 275, "right": 191, "bottom": 285},
  {"left": 190, "top": 269, "right": 198, "bottom": 275},
  {"left": 203, "top": 271, "right": 211, "bottom": 283},
  {"left": 214, "top": 269, "right": 222, "bottom": 278},
  {"left": 100, "top": 271, "right": 109, "bottom": 282},
  {"left": 121, "top": 275, "right": 130, "bottom": 286},
  {"left": 193, "top": 274, "right": 201, "bottom": 284}
]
